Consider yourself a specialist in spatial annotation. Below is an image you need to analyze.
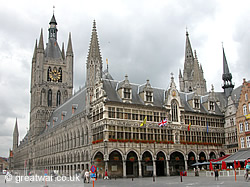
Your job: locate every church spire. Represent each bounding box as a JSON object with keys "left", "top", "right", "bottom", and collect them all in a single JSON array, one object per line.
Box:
[
  {"left": 86, "top": 20, "right": 103, "bottom": 87},
  {"left": 87, "top": 20, "right": 102, "bottom": 62},
  {"left": 13, "top": 118, "right": 19, "bottom": 150},
  {"left": 184, "top": 31, "right": 194, "bottom": 66},
  {"left": 222, "top": 46, "right": 234, "bottom": 97},
  {"left": 32, "top": 39, "right": 37, "bottom": 60}
]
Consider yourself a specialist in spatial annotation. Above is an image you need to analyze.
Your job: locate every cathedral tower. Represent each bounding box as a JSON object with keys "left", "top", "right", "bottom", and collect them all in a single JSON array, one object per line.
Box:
[
  {"left": 29, "top": 14, "right": 73, "bottom": 138},
  {"left": 179, "top": 31, "right": 207, "bottom": 95},
  {"left": 222, "top": 46, "right": 234, "bottom": 97},
  {"left": 86, "top": 20, "right": 102, "bottom": 107}
]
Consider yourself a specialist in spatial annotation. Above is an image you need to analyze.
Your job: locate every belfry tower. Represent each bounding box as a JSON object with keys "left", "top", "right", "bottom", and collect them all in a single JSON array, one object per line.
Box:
[
  {"left": 222, "top": 46, "right": 234, "bottom": 97},
  {"left": 29, "top": 13, "right": 73, "bottom": 138}
]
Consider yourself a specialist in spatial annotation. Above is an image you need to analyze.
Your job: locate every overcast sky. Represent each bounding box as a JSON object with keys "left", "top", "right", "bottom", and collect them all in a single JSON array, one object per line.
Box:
[{"left": 0, "top": 0, "right": 250, "bottom": 157}]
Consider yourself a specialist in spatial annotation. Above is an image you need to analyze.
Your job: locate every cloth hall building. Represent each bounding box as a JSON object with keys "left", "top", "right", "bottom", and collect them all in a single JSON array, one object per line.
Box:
[{"left": 12, "top": 14, "right": 241, "bottom": 177}]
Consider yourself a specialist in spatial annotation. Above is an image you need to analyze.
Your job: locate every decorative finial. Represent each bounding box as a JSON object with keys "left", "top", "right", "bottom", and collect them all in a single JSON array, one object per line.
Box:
[
  {"left": 53, "top": 5, "right": 55, "bottom": 14},
  {"left": 186, "top": 26, "right": 188, "bottom": 35},
  {"left": 92, "top": 20, "right": 96, "bottom": 31},
  {"left": 211, "top": 84, "right": 214, "bottom": 92},
  {"left": 222, "top": 41, "right": 224, "bottom": 48},
  {"left": 106, "top": 58, "right": 109, "bottom": 72}
]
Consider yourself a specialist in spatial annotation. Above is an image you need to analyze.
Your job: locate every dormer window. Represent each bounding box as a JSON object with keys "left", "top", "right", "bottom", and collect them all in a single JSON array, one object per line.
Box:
[
  {"left": 61, "top": 111, "right": 67, "bottom": 120},
  {"left": 209, "top": 101, "right": 215, "bottom": 111},
  {"left": 124, "top": 88, "right": 131, "bottom": 99},
  {"left": 72, "top": 104, "right": 78, "bottom": 115},
  {"left": 194, "top": 98, "right": 200, "bottom": 109},
  {"left": 146, "top": 91, "right": 153, "bottom": 102}
]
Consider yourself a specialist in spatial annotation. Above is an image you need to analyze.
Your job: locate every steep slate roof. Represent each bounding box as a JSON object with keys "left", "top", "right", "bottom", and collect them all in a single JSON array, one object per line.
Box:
[
  {"left": 44, "top": 88, "right": 86, "bottom": 132},
  {"left": 45, "top": 39, "right": 63, "bottom": 59}
]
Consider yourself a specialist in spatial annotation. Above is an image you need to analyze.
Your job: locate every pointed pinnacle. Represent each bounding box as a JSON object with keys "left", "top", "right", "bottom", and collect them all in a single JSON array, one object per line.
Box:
[
  {"left": 62, "top": 42, "right": 65, "bottom": 59},
  {"left": 92, "top": 20, "right": 97, "bottom": 32},
  {"left": 32, "top": 39, "right": 37, "bottom": 60},
  {"left": 38, "top": 29, "right": 44, "bottom": 50},
  {"left": 66, "top": 32, "right": 73, "bottom": 54}
]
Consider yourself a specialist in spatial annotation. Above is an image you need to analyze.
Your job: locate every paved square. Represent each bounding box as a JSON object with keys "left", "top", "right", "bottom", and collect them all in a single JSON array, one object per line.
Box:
[{"left": 1, "top": 175, "right": 249, "bottom": 187}]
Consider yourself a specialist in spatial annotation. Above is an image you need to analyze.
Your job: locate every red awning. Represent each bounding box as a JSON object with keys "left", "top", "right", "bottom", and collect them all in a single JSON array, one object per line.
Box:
[{"left": 209, "top": 155, "right": 230, "bottom": 162}]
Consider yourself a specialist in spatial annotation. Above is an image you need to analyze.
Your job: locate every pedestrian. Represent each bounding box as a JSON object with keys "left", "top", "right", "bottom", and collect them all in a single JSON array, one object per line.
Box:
[
  {"left": 214, "top": 168, "right": 219, "bottom": 181},
  {"left": 80, "top": 169, "right": 85, "bottom": 183},
  {"left": 104, "top": 169, "right": 109, "bottom": 180},
  {"left": 84, "top": 170, "right": 90, "bottom": 183}
]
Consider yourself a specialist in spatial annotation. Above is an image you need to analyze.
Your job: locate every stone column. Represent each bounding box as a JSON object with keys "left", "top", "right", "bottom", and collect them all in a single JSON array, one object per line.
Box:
[
  {"left": 166, "top": 160, "right": 170, "bottom": 176},
  {"left": 123, "top": 160, "right": 126, "bottom": 178},
  {"left": 185, "top": 159, "right": 188, "bottom": 171},
  {"left": 138, "top": 160, "right": 142, "bottom": 177},
  {"left": 153, "top": 160, "right": 156, "bottom": 177}
]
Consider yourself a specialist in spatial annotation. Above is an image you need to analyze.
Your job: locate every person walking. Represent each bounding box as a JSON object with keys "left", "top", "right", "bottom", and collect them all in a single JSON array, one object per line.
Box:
[
  {"left": 214, "top": 168, "right": 219, "bottom": 181},
  {"left": 81, "top": 169, "right": 85, "bottom": 183},
  {"left": 104, "top": 169, "right": 109, "bottom": 180},
  {"left": 84, "top": 170, "right": 90, "bottom": 183}
]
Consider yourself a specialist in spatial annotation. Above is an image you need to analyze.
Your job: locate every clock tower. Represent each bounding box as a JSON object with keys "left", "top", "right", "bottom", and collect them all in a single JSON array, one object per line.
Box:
[{"left": 29, "top": 14, "right": 73, "bottom": 138}]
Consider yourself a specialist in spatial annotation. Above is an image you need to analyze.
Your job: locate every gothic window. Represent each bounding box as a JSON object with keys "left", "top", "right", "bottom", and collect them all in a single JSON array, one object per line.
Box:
[
  {"left": 209, "top": 101, "right": 215, "bottom": 111},
  {"left": 40, "top": 89, "right": 45, "bottom": 105},
  {"left": 171, "top": 100, "right": 178, "bottom": 122},
  {"left": 58, "top": 67, "right": 62, "bottom": 82},
  {"left": 124, "top": 88, "right": 131, "bottom": 99},
  {"left": 47, "top": 67, "right": 51, "bottom": 81},
  {"left": 56, "top": 90, "right": 61, "bottom": 106},
  {"left": 96, "top": 88, "right": 99, "bottom": 99},
  {"left": 48, "top": 89, "right": 52, "bottom": 107},
  {"left": 146, "top": 91, "right": 153, "bottom": 102}
]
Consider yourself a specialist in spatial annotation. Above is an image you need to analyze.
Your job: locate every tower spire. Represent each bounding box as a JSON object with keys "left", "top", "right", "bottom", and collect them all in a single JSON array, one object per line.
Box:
[
  {"left": 32, "top": 39, "right": 37, "bottom": 60},
  {"left": 222, "top": 46, "right": 234, "bottom": 97},
  {"left": 13, "top": 118, "right": 19, "bottom": 150}
]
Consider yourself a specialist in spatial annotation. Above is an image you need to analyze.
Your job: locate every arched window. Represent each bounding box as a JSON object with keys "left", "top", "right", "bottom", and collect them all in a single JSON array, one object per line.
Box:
[
  {"left": 171, "top": 100, "right": 178, "bottom": 122},
  {"left": 56, "top": 90, "right": 61, "bottom": 106},
  {"left": 47, "top": 67, "right": 51, "bottom": 81},
  {"left": 40, "top": 89, "right": 45, "bottom": 105},
  {"left": 48, "top": 89, "right": 52, "bottom": 107},
  {"left": 58, "top": 67, "right": 62, "bottom": 82}
]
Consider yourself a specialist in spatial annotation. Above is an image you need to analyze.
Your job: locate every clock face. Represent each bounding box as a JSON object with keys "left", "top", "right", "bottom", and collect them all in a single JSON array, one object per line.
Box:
[{"left": 49, "top": 69, "right": 61, "bottom": 82}]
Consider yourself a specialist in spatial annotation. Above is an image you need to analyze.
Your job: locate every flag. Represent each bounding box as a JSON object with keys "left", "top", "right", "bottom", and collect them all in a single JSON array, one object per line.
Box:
[
  {"left": 140, "top": 116, "right": 147, "bottom": 127},
  {"left": 188, "top": 123, "right": 191, "bottom": 131},
  {"left": 206, "top": 122, "right": 209, "bottom": 134},
  {"left": 209, "top": 161, "right": 213, "bottom": 170},
  {"left": 158, "top": 118, "right": 168, "bottom": 127}
]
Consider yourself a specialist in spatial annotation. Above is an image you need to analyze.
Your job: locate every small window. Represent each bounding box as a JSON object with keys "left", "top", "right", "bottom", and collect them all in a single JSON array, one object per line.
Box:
[
  {"left": 124, "top": 88, "right": 131, "bottom": 99},
  {"left": 96, "top": 88, "right": 99, "bottom": 99},
  {"left": 48, "top": 89, "right": 52, "bottom": 107},
  {"left": 209, "top": 101, "right": 215, "bottom": 111},
  {"left": 194, "top": 99, "right": 200, "bottom": 109},
  {"left": 56, "top": 90, "right": 61, "bottom": 106},
  {"left": 146, "top": 91, "right": 153, "bottom": 102},
  {"left": 245, "top": 122, "right": 249, "bottom": 132},
  {"left": 243, "top": 105, "right": 247, "bottom": 116},
  {"left": 171, "top": 100, "right": 178, "bottom": 122},
  {"left": 239, "top": 123, "right": 244, "bottom": 133},
  {"left": 246, "top": 136, "right": 250, "bottom": 148},
  {"left": 241, "top": 137, "right": 245, "bottom": 148}
]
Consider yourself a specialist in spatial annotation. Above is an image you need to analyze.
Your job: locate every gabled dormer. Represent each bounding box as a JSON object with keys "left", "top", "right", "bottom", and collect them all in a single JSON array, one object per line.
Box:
[
  {"left": 207, "top": 85, "right": 216, "bottom": 112},
  {"left": 139, "top": 80, "right": 153, "bottom": 105},
  {"left": 117, "top": 75, "right": 132, "bottom": 102},
  {"left": 165, "top": 74, "right": 183, "bottom": 123},
  {"left": 193, "top": 96, "right": 200, "bottom": 109}
]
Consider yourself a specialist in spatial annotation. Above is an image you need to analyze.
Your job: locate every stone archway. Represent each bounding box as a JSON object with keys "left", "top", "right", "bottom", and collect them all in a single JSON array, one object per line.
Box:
[
  {"left": 109, "top": 150, "right": 123, "bottom": 177},
  {"left": 93, "top": 152, "right": 105, "bottom": 177},
  {"left": 187, "top": 152, "right": 196, "bottom": 170},
  {"left": 169, "top": 151, "right": 185, "bottom": 176},
  {"left": 198, "top": 152, "right": 207, "bottom": 163},
  {"left": 156, "top": 151, "right": 166, "bottom": 176},
  {"left": 126, "top": 151, "right": 139, "bottom": 177},
  {"left": 219, "top": 152, "right": 225, "bottom": 157},
  {"left": 209, "top": 152, "right": 216, "bottom": 160},
  {"left": 141, "top": 151, "right": 153, "bottom": 177}
]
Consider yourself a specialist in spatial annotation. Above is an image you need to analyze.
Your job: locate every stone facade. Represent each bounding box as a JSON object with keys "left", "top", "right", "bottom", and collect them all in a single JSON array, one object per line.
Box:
[{"left": 11, "top": 14, "right": 245, "bottom": 177}]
